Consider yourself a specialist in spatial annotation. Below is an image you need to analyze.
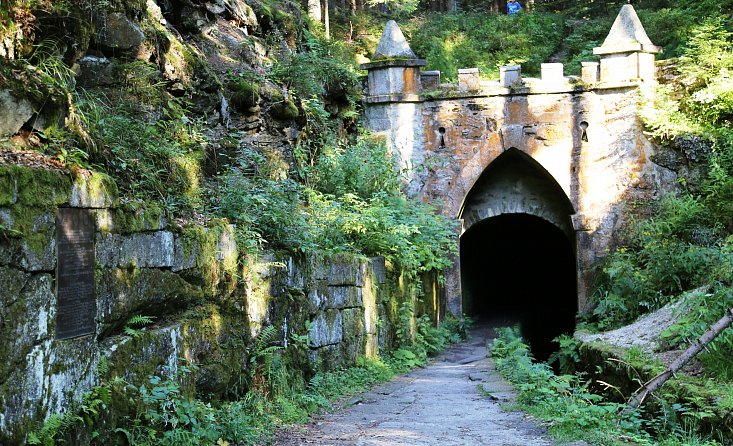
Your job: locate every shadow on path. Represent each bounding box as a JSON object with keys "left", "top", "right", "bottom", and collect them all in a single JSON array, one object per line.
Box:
[{"left": 274, "top": 326, "right": 587, "bottom": 446}]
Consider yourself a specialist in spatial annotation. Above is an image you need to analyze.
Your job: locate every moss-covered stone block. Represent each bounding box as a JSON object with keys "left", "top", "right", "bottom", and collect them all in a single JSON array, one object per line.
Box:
[
  {"left": 102, "top": 324, "right": 184, "bottom": 385},
  {"left": 326, "top": 253, "right": 363, "bottom": 286},
  {"left": 0, "top": 207, "right": 55, "bottom": 271},
  {"left": 104, "top": 202, "right": 167, "bottom": 234},
  {"left": 309, "top": 309, "right": 342, "bottom": 348},
  {"left": 0, "top": 165, "right": 71, "bottom": 207},
  {"left": 96, "top": 267, "right": 204, "bottom": 334},
  {"left": 96, "top": 231, "right": 175, "bottom": 268},
  {"left": 173, "top": 220, "right": 238, "bottom": 296},
  {"left": 341, "top": 307, "right": 365, "bottom": 340},
  {"left": 70, "top": 171, "right": 118, "bottom": 208}
]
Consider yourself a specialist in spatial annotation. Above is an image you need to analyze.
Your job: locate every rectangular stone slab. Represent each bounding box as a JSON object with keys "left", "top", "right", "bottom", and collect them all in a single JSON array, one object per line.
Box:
[{"left": 56, "top": 208, "right": 96, "bottom": 339}]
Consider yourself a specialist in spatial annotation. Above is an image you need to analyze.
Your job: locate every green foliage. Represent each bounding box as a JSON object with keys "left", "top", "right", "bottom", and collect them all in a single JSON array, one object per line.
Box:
[
  {"left": 661, "top": 285, "right": 733, "bottom": 379},
  {"left": 404, "top": 12, "right": 563, "bottom": 80},
  {"left": 491, "top": 327, "right": 649, "bottom": 444},
  {"left": 270, "top": 30, "right": 360, "bottom": 106},
  {"left": 124, "top": 315, "right": 157, "bottom": 338},
  {"left": 491, "top": 327, "right": 728, "bottom": 445},
  {"left": 590, "top": 194, "right": 727, "bottom": 329},
  {"left": 228, "top": 75, "right": 261, "bottom": 112},
  {"left": 77, "top": 92, "right": 206, "bottom": 212},
  {"left": 310, "top": 135, "right": 401, "bottom": 198},
  {"left": 215, "top": 135, "right": 456, "bottom": 275},
  {"left": 593, "top": 20, "right": 733, "bottom": 336}
]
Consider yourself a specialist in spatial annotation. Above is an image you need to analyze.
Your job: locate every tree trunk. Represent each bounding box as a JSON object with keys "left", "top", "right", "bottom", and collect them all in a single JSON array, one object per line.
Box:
[
  {"left": 307, "top": 0, "right": 322, "bottom": 22},
  {"left": 323, "top": 0, "right": 330, "bottom": 39},
  {"left": 625, "top": 308, "right": 733, "bottom": 411}
]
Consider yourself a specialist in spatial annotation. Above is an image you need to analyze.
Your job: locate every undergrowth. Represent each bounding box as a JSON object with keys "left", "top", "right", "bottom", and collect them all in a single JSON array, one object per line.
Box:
[
  {"left": 490, "top": 327, "right": 725, "bottom": 446},
  {"left": 29, "top": 316, "right": 470, "bottom": 445}
]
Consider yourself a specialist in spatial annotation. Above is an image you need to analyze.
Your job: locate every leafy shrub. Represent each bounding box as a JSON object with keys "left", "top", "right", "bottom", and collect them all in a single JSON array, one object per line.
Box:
[
  {"left": 490, "top": 327, "right": 651, "bottom": 445},
  {"left": 76, "top": 92, "right": 206, "bottom": 212},
  {"left": 311, "top": 135, "right": 401, "bottom": 199}
]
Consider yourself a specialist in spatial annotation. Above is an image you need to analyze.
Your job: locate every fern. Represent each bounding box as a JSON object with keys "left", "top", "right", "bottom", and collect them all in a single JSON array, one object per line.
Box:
[{"left": 124, "top": 315, "right": 156, "bottom": 338}]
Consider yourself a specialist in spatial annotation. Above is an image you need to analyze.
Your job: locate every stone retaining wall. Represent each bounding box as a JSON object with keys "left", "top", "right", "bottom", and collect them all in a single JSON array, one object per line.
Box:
[{"left": 0, "top": 164, "right": 438, "bottom": 443}]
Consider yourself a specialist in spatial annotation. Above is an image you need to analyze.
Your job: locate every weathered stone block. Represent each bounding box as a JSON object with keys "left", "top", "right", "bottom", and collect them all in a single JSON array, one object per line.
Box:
[
  {"left": 541, "top": 63, "right": 564, "bottom": 86},
  {"left": 500, "top": 65, "right": 521, "bottom": 88},
  {"left": 326, "top": 254, "right": 363, "bottom": 286},
  {"left": 96, "top": 231, "right": 174, "bottom": 268},
  {"left": 341, "top": 308, "right": 365, "bottom": 339},
  {"left": 458, "top": 68, "right": 480, "bottom": 92},
  {"left": 0, "top": 209, "right": 56, "bottom": 271},
  {"left": 0, "top": 90, "right": 33, "bottom": 137},
  {"left": 309, "top": 309, "right": 342, "bottom": 347},
  {"left": 581, "top": 62, "right": 600, "bottom": 84},
  {"left": 421, "top": 71, "right": 441, "bottom": 90},
  {"left": 94, "top": 12, "right": 145, "bottom": 52},
  {"left": 0, "top": 273, "right": 54, "bottom": 379},
  {"left": 76, "top": 55, "right": 117, "bottom": 88},
  {"left": 102, "top": 324, "right": 183, "bottom": 384},
  {"left": 369, "top": 257, "right": 387, "bottom": 284},
  {"left": 96, "top": 268, "right": 203, "bottom": 331},
  {"left": 69, "top": 172, "right": 118, "bottom": 208},
  {"left": 323, "top": 286, "right": 362, "bottom": 309},
  {"left": 0, "top": 336, "right": 97, "bottom": 444}
]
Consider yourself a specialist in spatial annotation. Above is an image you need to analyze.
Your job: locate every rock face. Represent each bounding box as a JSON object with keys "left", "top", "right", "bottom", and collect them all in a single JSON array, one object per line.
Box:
[
  {"left": 0, "top": 165, "right": 433, "bottom": 444},
  {"left": 93, "top": 12, "right": 145, "bottom": 53},
  {"left": 0, "top": 90, "right": 34, "bottom": 137}
]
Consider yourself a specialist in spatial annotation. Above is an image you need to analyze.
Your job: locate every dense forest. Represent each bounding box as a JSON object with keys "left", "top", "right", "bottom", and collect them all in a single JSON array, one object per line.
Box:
[{"left": 1, "top": 0, "right": 733, "bottom": 444}]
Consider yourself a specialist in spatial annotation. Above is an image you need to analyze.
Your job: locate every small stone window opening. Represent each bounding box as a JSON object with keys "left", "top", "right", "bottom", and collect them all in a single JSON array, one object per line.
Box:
[
  {"left": 579, "top": 121, "right": 589, "bottom": 142},
  {"left": 438, "top": 127, "right": 446, "bottom": 148}
]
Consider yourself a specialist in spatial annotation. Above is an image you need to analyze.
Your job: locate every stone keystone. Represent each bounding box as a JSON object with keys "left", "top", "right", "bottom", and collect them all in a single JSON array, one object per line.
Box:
[
  {"left": 373, "top": 20, "right": 417, "bottom": 59},
  {"left": 595, "top": 4, "right": 661, "bottom": 54}
]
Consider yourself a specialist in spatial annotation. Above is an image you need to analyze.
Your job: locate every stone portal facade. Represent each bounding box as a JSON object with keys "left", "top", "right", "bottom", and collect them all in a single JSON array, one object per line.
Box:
[{"left": 362, "top": 7, "right": 675, "bottom": 316}]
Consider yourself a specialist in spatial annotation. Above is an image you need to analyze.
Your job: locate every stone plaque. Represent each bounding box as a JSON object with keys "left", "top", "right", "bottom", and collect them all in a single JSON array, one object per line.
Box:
[{"left": 56, "top": 208, "right": 96, "bottom": 339}]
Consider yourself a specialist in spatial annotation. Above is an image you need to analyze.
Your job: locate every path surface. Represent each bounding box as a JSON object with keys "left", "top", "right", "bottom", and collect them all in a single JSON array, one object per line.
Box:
[{"left": 276, "top": 328, "right": 584, "bottom": 446}]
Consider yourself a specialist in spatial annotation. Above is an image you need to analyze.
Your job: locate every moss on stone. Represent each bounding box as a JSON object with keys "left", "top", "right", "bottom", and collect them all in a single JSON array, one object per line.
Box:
[
  {"left": 0, "top": 165, "right": 71, "bottom": 207},
  {"left": 73, "top": 170, "right": 119, "bottom": 206},
  {"left": 229, "top": 78, "right": 260, "bottom": 111},
  {"left": 110, "top": 202, "right": 165, "bottom": 234}
]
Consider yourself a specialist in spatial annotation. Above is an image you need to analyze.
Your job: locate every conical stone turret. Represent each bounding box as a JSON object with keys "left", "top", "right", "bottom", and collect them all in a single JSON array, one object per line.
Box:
[
  {"left": 593, "top": 4, "right": 661, "bottom": 83},
  {"left": 360, "top": 21, "right": 426, "bottom": 100},
  {"left": 373, "top": 20, "right": 417, "bottom": 60}
]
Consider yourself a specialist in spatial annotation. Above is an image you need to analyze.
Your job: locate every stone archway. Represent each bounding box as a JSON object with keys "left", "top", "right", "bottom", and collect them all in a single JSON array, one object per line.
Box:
[{"left": 458, "top": 149, "right": 577, "bottom": 359}]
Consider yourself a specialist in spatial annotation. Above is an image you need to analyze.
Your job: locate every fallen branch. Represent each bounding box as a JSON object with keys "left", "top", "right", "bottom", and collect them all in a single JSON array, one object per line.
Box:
[{"left": 624, "top": 308, "right": 733, "bottom": 411}]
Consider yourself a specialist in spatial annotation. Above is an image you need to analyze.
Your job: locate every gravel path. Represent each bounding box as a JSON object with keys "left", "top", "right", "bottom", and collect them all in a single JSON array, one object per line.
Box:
[{"left": 275, "top": 327, "right": 584, "bottom": 446}]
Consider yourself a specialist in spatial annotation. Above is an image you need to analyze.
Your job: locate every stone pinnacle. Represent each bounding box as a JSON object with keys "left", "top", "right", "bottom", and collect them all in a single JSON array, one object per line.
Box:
[
  {"left": 373, "top": 20, "right": 417, "bottom": 60},
  {"left": 602, "top": 4, "right": 654, "bottom": 47}
]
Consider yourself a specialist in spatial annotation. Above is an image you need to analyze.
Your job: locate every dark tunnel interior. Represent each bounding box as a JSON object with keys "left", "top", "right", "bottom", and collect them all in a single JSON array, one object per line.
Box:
[{"left": 460, "top": 214, "right": 577, "bottom": 361}]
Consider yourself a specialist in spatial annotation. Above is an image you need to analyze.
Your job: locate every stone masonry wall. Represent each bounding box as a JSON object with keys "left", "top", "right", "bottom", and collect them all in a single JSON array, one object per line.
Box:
[
  {"left": 0, "top": 164, "right": 435, "bottom": 443},
  {"left": 365, "top": 84, "right": 678, "bottom": 313}
]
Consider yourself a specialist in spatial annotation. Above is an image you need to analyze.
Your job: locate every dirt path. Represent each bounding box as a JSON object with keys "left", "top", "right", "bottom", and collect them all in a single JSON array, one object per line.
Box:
[{"left": 275, "top": 328, "right": 585, "bottom": 446}]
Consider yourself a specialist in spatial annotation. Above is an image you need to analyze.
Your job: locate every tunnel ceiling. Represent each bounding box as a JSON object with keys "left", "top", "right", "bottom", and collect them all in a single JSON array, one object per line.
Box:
[{"left": 458, "top": 148, "right": 575, "bottom": 240}]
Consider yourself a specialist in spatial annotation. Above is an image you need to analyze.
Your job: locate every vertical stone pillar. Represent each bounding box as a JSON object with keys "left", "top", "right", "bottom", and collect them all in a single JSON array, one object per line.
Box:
[
  {"left": 581, "top": 62, "right": 600, "bottom": 84},
  {"left": 500, "top": 65, "right": 521, "bottom": 88},
  {"left": 541, "top": 63, "right": 564, "bottom": 88},
  {"left": 360, "top": 20, "right": 427, "bottom": 99},
  {"left": 457, "top": 68, "right": 480, "bottom": 92},
  {"left": 421, "top": 70, "right": 441, "bottom": 90}
]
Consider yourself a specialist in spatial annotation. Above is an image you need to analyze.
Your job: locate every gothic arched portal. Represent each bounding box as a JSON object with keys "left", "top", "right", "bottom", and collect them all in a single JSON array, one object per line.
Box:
[{"left": 458, "top": 149, "right": 577, "bottom": 360}]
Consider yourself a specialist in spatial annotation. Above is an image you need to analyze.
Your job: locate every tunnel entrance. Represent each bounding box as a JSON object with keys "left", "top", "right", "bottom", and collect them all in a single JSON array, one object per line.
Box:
[
  {"left": 458, "top": 149, "right": 577, "bottom": 360},
  {"left": 460, "top": 214, "right": 577, "bottom": 360}
]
